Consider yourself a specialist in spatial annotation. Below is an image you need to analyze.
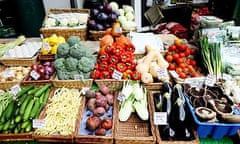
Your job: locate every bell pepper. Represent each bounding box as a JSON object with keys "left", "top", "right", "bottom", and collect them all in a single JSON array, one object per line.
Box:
[
  {"left": 100, "top": 71, "right": 111, "bottom": 79},
  {"left": 126, "top": 61, "right": 137, "bottom": 70},
  {"left": 125, "top": 43, "right": 136, "bottom": 53},
  {"left": 98, "top": 61, "right": 108, "bottom": 71},
  {"left": 108, "top": 64, "right": 116, "bottom": 74},
  {"left": 123, "top": 70, "right": 133, "bottom": 80},
  {"left": 120, "top": 52, "right": 132, "bottom": 63},
  {"left": 131, "top": 71, "right": 141, "bottom": 80},
  {"left": 105, "top": 45, "right": 113, "bottom": 54},
  {"left": 98, "top": 53, "right": 109, "bottom": 62},
  {"left": 111, "top": 45, "right": 122, "bottom": 56},
  {"left": 116, "top": 63, "right": 127, "bottom": 73},
  {"left": 90, "top": 69, "right": 101, "bottom": 79},
  {"left": 109, "top": 55, "right": 119, "bottom": 64}
]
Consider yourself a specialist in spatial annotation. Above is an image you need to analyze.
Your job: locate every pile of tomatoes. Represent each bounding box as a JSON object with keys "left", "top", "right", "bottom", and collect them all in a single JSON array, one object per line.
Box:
[{"left": 165, "top": 39, "right": 202, "bottom": 79}]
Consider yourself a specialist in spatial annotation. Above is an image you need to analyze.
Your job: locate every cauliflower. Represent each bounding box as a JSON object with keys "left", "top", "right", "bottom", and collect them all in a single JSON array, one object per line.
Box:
[
  {"left": 77, "top": 57, "right": 95, "bottom": 73},
  {"left": 67, "top": 36, "right": 81, "bottom": 47},
  {"left": 123, "top": 5, "right": 134, "bottom": 14},
  {"left": 64, "top": 57, "right": 78, "bottom": 71},
  {"left": 44, "top": 18, "right": 57, "bottom": 27},
  {"left": 68, "top": 17, "right": 79, "bottom": 27},
  {"left": 56, "top": 42, "right": 70, "bottom": 58},
  {"left": 59, "top": 18, "right": 68, "bottom": 27},
  {"left": 54, "top": 58, "right": 66, "bottom": 71},
  {"left": 69, "top": 44, "right": 91, "bottom": 59},
  {"left": 125, "top": 12, "right": 134, "bottom": 21},
  {"left": 109, "top": 1, "right": 119, "bottom": 11}
]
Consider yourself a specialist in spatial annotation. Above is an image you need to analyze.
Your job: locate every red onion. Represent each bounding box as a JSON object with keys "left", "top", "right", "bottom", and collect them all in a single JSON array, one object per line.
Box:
[
  {"left": 43, "top": 61, "right": 51, "bottom": 66},
  {"left": 31, "top": 64, "right": 38, "bottom": 70},
  {"left": 44, "top": 66, "right": 54, "bottom": 75}
]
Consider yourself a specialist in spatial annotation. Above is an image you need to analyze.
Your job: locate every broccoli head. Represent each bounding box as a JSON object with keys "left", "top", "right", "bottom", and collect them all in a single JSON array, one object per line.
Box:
[
  {"left": 56, "top": 42, "right": 70, "bottom": 58},
  {"left": 77, "top": 57, "right": 95, "bottom": 73},
  {"left": 64, "top": 57, "right": 78, "bottom": 71},
  {"left": 82, "top": 72, "right": 91, "bottom": 79},
  {"left": 54, "top": 58, "right": 66, "bottom": 71},
  {"left": 69, "top": 70, "right": 81, "bottom": 80},
  {"left": 67, "top": 35, "right": 81, "bottom": 47},
  {"left": 57, "top": 70, "right": 71, "bottom": 80},
  {"left": 69, "top": 44, "right": 91, "bottom": 59}
]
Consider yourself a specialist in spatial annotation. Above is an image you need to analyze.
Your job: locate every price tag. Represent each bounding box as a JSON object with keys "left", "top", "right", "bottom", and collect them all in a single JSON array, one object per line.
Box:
[
  {"left": 10, "top": 84, "right": 21, "bottom": 96},
  {"left": 42, "top": 42, "right": 51, "bottom": 51},
  {"left": 117, "top": 93, "right": 125, "bottom": 102},
  {"left": 32, "top": 119, "right": 46, "bottom": 128},
  {"left": 205, "top": 75, "right": 216, "bottom": 87},
  {"left": 112, "top": 69, "right": 123, "bottom": 80},
  {"left": 222, "top": 73, "right": 232, "bottom": 81},
  {"left": 74, "top": 74, "right": 84, "bottom": 80},
  {"left": 2, "top": 70, "right": 14, "bottom": 78},
  {"left": 184, "top": 77, "right": 205, "bottom": 88},
  {"left": 30, "top": 70, "right": 40, "bottom": 80},
  {"left": 154, "top": 112, "right": 167, "bottom": 125},
  {"left": 157, "top": 68, "right": 168, "bottom": 80},
  {"left": 169, "top": 70, "right": 179, "bottom": 78}
]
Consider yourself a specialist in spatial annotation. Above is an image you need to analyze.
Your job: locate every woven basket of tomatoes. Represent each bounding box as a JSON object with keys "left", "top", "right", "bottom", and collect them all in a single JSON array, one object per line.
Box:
[{"left": 165, "top": 39, "right": 202, "bottom": 80}]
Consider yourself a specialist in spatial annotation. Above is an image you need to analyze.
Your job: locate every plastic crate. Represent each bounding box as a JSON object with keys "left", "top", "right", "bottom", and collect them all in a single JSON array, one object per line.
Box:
[{"left": 185, "top": 97, "right": 240, "bottom": 139}]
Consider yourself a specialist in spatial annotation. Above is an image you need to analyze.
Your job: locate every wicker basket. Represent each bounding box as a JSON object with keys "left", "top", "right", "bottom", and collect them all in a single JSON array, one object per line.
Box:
[
  {"left": 114, "top": 91, "right": 156, "bottom": 144},
  {"left": 0, "top": 55, "right": 38, "bottom": 67},
  {"left": 94, "top": 79, "right": 124, "bottom": 90},
  {"left": 0, "top": 133, "right": 33, "bottom": 142},
  {"left": 33, "top": 88, "right": 81, "bottom": 143},
  {"left": 148, "top": 91, "right": 199, "bottom": 144},
  {"left": 52, "top": 75, "right": 93, "bottom": 89},
  {"left": 21, "top": 72, "right": 55, "bottom": 86},
  {"left": 74, "top": 91, "right": 117, "bottom": 144},
  {"left": 142, "top": 82, "right": 163, "bottom": 90},
  {"left": 40, "top": 8, "right": 90, "bottom": 41},
  {"left": 38, "top": 54, "right": 55, "bottom": 61}
]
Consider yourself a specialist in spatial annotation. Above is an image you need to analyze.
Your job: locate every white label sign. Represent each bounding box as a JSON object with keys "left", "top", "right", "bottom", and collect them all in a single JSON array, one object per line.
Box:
[
  {"left": 154, "top": 112, "right": 167, "bottom": 125},
  {"left": 32, "top": 119, "right": 46, "bottom": 128},
  {"left": 112, "top": 69, "right": 123, "bottom": 80},
  {"left": 117, "top": 93, "right": 125, "bottom": 102},
  {"left": 2, "top": 70, "right": 14, "bottom": 78},
  {"left": 74, "top": 74, "right": 83, "bottom": 80},
  {"left": 30, "top": 70, "right": 40, "bottom": 80},
  {"left": 157, "top": 68, "right": 168, "bottom": 80},
  {"left": 43, "top": 42, "right": 51, "bottom": 51},
  {"left": 10, "top": 84, "right": 21, "bottom": 96},
  {"left": 205, "top": 74, "right": 216, "bottom": 86},
  {"left": 169, "top": 70, "right": 179, "bottom": 78}
]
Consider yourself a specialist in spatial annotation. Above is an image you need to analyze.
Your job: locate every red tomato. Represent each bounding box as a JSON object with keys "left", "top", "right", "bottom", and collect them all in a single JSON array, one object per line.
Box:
[
  {"left": 168, "top": 63, "right": 176, "bottom": 70},
  {"left": 190, "top": 60, "right": 197, "bottom": 66},
  {"left": 185, "top": 48, "right": 191, "bottom": 57},
  {"left": 183, "top": 67, "right": 189, "bottom": 73},
  {"left": 165, "top": 55, "right": 173, "bottom": 63},
  {"left": 176, "top": 58, "right": 184, "bottom": 65},
  {"left": 191, "top": 72, "right": 198, "bottom": 77},
  {"left": 190, "top": 49, "right": 197, "bottom": 55},
  {"left": 168, "top": 45, "right": 177, "bottom": 51},
  {"left": 179, "top": 52, "right": 185, "bottom": 58},
  {"left": 176, "top": 67, "right": 183, "bottom": 74},
  {"left": 173, "top": 53, "right": 180, "bottom": 61},
  {"left": 178, "top": 44, "right": 187, "bottom": 51},
  {"left": 188, "top": 65, "right": 195, "bottom": 73},
  {"left": 179, "top": 63, "right": 186, "bottom": 68},
  {"left": 179, "top": 72, "right": 187, "bottom": 79}
]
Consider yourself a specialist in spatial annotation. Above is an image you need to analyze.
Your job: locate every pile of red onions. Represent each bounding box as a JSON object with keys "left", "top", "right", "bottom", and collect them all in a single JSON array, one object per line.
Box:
[{"left": 26, "top": 61, "right": 55, "bottom": 81}]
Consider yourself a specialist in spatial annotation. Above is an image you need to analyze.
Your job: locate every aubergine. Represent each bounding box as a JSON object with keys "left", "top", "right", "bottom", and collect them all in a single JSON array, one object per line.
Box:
[
  {"left": 162, "top": 81, "right": 172, "bottom": 94},
  {"left": 173, "top": 84, "right": 186, "bottom": 104},
  {"left": 162, "top": 92, "right": 172, "bottom": 116},
  {"left": 154, "top": 92, "right": 163, "bottom": 112}
]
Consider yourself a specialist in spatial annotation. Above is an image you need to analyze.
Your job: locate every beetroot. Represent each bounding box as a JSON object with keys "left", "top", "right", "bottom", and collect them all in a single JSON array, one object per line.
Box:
[
  {"left": 105, "top": 93, "right": 114, "bottom": 105},
  {"left": 99, "top": 85, "right": 110, "bottom": 95},
  {"left": 93, "top": 107, "right": 106, "bottom": 116},
  {"left": 85, "top": 89, "right": 96, "bottom": 99},
  {"left": 86, "top": 116, "right": 101, "bottom": 131},
  {"left": 95, "top": 128, "right": 106, "bottom": 136},
  {"left": 96, "top": 95, "right": 107, "bottom": 107}
]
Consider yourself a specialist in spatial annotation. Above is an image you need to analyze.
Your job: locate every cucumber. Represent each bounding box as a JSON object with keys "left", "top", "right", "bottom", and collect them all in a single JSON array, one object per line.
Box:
[
  {"left": 30, "top": 98, "right": 40, "bottom": 119},
  {"left": 34, "top": 103, "right": 45, "bottom": 119},
  {"left": 19, "top": 95, "right": 32, "bottom": 115},
  {"left": 42, "top": 88, "right": 51, "bottom": 105},
  {"left": 15, "top": 115, "right": 22, "bottom": 123},
  {"left": 2, "top": 120, "right": 11, "bottom": 131},
  {"left": 27, "top": 87, "right": 40, "bottom": 95},
  {"left": 14, "top": 107, "right": 20, "bottom": 116},
  {"left": 23, "top": 99, "right": 35, "bottom": 121},
  {"left": 0, "top": 123, "right": 3, "bottom": 131},
  {"left": 25, "top": 122, "right": 32, "bottom": 132},
  {"left": 5, "top": 100, "right": 15, "bottom": 120},
  {"left": 21, "top": 120, "right": 31, "bottom": 129},
  {"left": 34, "top": 84, "right": 51, "bottom": 98},
  {"left": 17, "top": 94, "right": 27, "bottom": 106},
  {"left": 16, "top": 85, "right": 34, "bottom": 98},
  {"left": 0, "top": 106, "right": 7, "bottom": 123}
]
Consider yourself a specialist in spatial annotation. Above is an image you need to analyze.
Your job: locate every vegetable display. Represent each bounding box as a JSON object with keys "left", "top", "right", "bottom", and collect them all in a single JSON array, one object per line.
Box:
[
  {"left": 0, "top": 84, "right": 51, "bottom": 134},
  {"left": 0, "top": 66, "right": 30, "bottom": 82},
  {"left": 41, "top": 34, "right": 65, "bottom": 55},
  {"left": 136, "top": 45, "right": 169, "bottom": 83},
  {"left": 91, "top": 34, "right": 140, "bottom": 80},
  {"left": 118, "top": 81, "right": 149, "bottom": 121},
  {"left": 54, "top": 36, "right": 96, "bottom": 80},
  {"left": 165, "top": 38, "right": 202, "bottom": 79},
  {"left": 35, "top": 87, "right": 82, "bottom": 136},
  {"left": 79, "top": 86, "right": 114, "bottom": 136},
  {"left": 25, "top": 61, "right": 55, "bottom": 81}
]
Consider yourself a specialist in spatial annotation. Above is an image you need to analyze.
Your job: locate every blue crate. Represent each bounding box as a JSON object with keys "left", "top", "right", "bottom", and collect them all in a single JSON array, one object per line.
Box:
[{"left": 185, "top": 97, "right": 240, "bottom": 139}]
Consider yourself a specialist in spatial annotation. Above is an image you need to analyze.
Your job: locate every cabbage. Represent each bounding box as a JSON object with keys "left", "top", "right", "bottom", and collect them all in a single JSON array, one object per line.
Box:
[
  {"left": 122, "top": 21, "right": 136, "bottom": 31},
  {"left": 109, "top": 1, "right": 119, "bottom": 11},
  {"left": 59, "top": 18, "right": 68, "bottom": 27},
  {"left": 123, "top": 5, "right": 134, "bottom": 14},
  {"left": 125, "top": 12, "right": 134, "bottom": 21}
]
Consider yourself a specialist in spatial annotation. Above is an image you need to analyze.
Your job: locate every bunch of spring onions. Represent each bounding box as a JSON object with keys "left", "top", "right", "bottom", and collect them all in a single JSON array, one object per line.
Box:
[{"left": 199, "top": 36, "right": 223, "bottom": 77}]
